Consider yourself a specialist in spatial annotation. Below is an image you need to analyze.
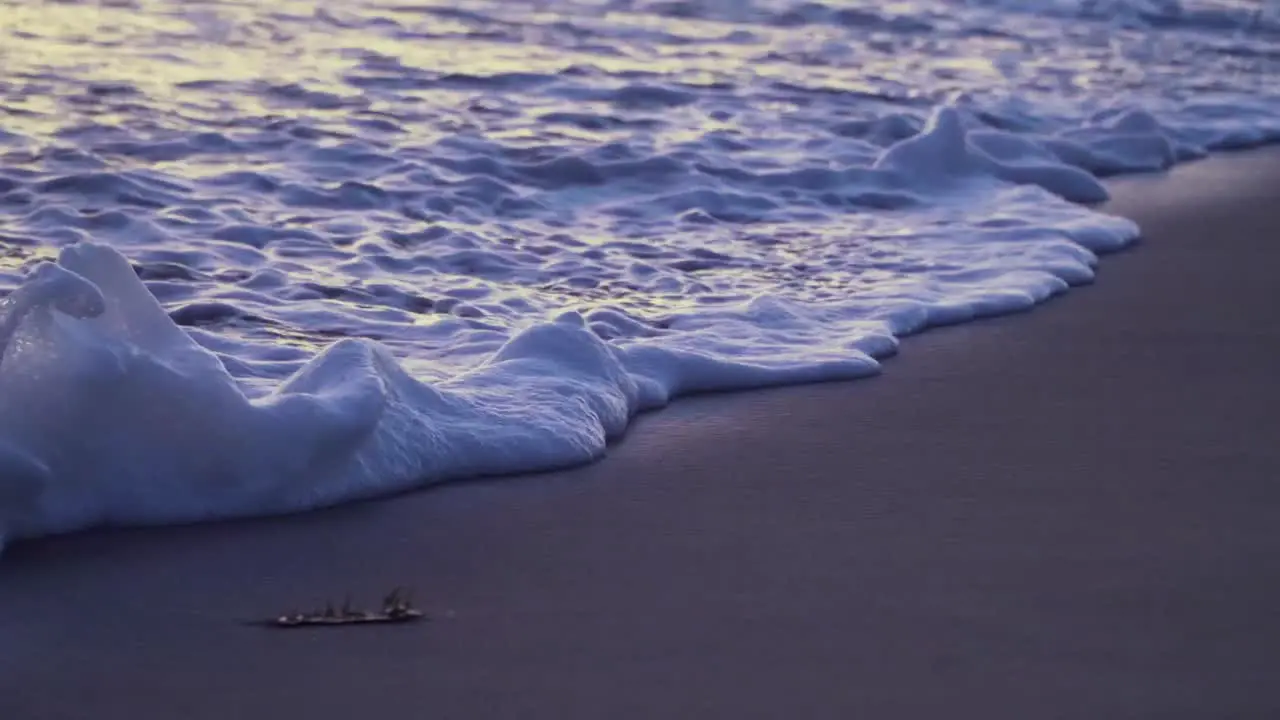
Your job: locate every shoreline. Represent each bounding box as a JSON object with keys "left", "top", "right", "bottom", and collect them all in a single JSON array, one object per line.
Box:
[{"left": 3, "top": 146, "right": 1280, "bottom": 719}]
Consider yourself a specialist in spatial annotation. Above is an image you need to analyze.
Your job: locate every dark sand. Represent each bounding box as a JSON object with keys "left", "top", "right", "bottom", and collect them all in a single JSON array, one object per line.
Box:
[{"left": 3, "top": 148, "right": 1280, "bottom": 720}]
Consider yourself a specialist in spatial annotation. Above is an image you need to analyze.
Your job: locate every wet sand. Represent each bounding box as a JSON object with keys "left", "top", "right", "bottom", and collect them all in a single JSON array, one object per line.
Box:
[{"left": 2, "top": 147, "right": 1280, "bottom": 720}]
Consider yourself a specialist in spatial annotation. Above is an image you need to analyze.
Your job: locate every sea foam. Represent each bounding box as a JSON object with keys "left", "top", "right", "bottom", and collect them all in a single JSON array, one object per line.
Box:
[{"left": 0, "top": 0, "right": 1276, "bottom": 550}]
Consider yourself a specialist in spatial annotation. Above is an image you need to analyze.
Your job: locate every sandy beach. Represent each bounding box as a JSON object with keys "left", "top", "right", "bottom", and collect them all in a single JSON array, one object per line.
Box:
[{"left": 2, "top": 146, "right": 1279, "bottom": 719}]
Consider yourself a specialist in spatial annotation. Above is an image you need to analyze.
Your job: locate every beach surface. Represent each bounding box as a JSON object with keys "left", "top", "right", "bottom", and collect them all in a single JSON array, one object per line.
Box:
[{"left": 2, "top": 147, "right": 1280, "bottom": 719}]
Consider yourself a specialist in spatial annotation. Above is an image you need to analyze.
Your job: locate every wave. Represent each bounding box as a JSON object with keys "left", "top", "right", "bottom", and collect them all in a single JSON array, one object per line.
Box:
[
  {"left": 0, "top": 0, "right": 1276, "bottom": 553},
  {"left": 0, "top": 105, "right": 1150, "bottom": 549}
]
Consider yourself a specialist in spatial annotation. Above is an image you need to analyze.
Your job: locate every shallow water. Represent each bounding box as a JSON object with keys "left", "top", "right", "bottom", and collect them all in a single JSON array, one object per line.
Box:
[{"left": 0, "top": 0, "right": 1277, "bottom": 547}]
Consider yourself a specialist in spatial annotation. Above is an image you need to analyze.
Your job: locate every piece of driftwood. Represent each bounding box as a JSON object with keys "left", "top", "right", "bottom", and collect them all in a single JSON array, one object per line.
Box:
[{"left": 246, "top": 587, "right": 426, "bottom": 628}]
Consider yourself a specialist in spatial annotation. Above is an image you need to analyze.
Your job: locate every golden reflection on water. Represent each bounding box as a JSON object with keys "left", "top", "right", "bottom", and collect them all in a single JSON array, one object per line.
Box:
[
  {"left": 0, "top": 0, "right": 1268, "bottom": 332},
  {"left": 0, "top": 0, "right": 1018, "bottom": 141}
]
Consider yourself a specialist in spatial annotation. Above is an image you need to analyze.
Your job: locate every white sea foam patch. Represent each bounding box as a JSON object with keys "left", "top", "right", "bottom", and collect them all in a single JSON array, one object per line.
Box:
[
  {"left": 0, "top": 106, "right": 1146, "bottom": 549},
  {"left": 0, "top": 242, "right": 876, "bottom": 545}
]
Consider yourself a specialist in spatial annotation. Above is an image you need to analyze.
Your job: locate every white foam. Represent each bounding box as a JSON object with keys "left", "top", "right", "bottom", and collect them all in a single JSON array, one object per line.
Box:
[
  {"left": 0, "top": 0, "right": 1275, "bottom": 550},
  {"left": 0, "top": 106, "right": 1142, "bottom": 548}
]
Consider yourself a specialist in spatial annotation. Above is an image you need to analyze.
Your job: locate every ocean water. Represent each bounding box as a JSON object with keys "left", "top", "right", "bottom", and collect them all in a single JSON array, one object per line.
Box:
[{"left": 0, "top": 0, "right": 1277, "bottom": 549}]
